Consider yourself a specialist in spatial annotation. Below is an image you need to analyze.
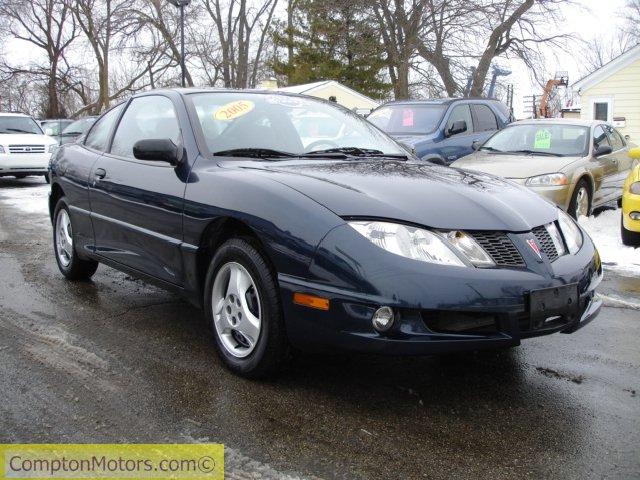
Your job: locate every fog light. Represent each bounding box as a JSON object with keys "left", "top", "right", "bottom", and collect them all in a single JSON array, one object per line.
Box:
[
  {"left": 372, "top": 306, "right": 395, "bottom": 332},
  {"left": 630, "top": 211, "right": 640, "bottom": 221}
]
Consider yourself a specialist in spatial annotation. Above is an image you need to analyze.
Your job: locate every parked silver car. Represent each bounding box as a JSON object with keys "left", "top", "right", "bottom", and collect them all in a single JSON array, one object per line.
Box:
[{"left": 452, "top": 119, "right": 636, "bottom": 218}]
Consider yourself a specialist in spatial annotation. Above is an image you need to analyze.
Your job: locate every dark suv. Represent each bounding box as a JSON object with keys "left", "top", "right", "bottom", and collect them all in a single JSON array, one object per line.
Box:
[{"left": 368, "top": 98, "right": 514, "bottom": 164}]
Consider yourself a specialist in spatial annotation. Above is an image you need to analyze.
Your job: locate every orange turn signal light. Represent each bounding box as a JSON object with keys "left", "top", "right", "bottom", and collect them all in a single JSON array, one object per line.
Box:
[{"left": 293, "top": 293, "right": 330, "bottom": 311}]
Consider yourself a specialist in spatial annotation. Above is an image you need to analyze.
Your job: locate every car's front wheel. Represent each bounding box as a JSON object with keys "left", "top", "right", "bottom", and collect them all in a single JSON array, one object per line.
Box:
[
  {"left": 621, "top": 211, "right": 640, "bottom": 247},
  {"left": 204, "top": 238, "right": 288, "bottom": 378},
  {"left": 569, "top": 180, "right": 591, "bottom": 219},
  {"left": 53, "top": 198, "right": 98, "bottom": 280}
]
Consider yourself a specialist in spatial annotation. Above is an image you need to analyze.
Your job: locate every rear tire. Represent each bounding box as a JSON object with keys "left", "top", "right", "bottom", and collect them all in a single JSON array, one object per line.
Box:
[
  {"left": 621, "top": 211, "right": 640, "bottom": 247},
  {"left": 53, "top": 198, "right": 98, "bottom": 280},
  {"left": 568, "top": 179, "right": 591, "bottom": 219},
  {"left": 204, "top": 238, "right": 288, "bottom": 378}
]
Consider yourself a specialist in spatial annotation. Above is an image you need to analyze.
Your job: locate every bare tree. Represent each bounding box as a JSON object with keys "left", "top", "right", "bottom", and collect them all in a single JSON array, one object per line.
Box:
[
  {"left": 0, "top": 0, "right": 77, "bottom": 117},
  {"left": 203, "top": 0, "right": 279, "bottom": 88}
]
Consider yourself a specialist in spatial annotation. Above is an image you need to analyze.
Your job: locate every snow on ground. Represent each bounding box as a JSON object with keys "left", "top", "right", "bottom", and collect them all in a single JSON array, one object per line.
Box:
[
  {"left": 579, "top": 208, "right": 640, "bottom": 277},
  {"left": 0, "top": 183, "right": 49, "bottom": 215}
]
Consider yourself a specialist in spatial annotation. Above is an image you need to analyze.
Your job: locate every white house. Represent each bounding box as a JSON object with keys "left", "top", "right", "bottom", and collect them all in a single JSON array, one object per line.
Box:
[{"left": 277, "top": 80, "right": 380, "bottom": 114}]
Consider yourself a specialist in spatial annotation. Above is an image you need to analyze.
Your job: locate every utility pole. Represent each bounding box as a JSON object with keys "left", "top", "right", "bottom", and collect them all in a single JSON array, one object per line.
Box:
[{"left": 167, "top": 0, "right": 191, "bottom": 87}]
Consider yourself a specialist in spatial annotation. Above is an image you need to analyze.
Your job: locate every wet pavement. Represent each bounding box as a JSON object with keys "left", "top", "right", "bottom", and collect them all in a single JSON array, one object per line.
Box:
[{"left": 0, "top": 178, "right": 639, "bottom": 479}]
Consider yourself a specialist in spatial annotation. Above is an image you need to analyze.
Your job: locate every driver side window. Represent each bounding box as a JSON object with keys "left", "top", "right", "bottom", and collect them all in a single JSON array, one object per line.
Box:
[
  {"left": 593, "top": 125, "right": 609, "bottom": 150},
  {"left": 110, "top": 96, "right": 180, "bottom": 159},
  {"left": 446, "top": 105, "right": 472, "bottom": 136}
]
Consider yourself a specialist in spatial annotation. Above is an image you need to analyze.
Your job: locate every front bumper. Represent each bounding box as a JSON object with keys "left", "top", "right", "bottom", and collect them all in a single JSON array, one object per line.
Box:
[
  {"left": 0, "top": 153, "right": 50, "bottom": 176},
  {"left": 507, "top": 179, "right": 572, "bottom": 211},
  {"left": 279, "top": 223, "right": 602, "bottom": 354}
]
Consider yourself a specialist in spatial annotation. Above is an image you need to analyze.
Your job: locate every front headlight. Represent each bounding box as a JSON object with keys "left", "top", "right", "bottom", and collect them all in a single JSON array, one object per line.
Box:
[
  {"left": 557, "top": 210, "right": 583, "bottom": 254},
  {"left": 48, "top": 144, "right": 58, "bottom": 154},
  {"left": 526, "top": 173, "right": 569, "bottom": 186},
  {"left": 630, "top": 181, "right": 640, "bottom": 195},
  {"left": 349, "top": 221, "right": 466, "bottom": 267}
]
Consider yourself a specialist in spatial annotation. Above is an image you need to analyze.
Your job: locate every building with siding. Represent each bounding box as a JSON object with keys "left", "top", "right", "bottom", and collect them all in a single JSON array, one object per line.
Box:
[{"left": 573, "top": 44, "right": 640, "bottom": 143}]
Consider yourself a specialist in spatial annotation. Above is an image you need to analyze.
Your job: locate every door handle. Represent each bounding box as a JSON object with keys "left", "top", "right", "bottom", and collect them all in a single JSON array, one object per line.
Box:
[{"left": 94, "top": 168, "right": 106, "bottom": 179}]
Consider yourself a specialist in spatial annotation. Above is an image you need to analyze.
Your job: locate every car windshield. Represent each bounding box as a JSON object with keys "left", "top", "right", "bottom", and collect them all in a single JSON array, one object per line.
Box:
[
  {"left": 62, "top": 117, "right": 96, "bottom": 135},
  {"left": 482, "top": 124, "right": 590, "bottom": 157},
  {"left": 0, "top": 116, "right": 43, "bottom": 135},
  {"left": 367, "top": 104, "right": 447, "bottom": 135},
  {"left": 189, "top": 92, "right": 406, "bottom": 157},
  {"left": 41, "top": 120, "right": 72, "bottom": 135}
]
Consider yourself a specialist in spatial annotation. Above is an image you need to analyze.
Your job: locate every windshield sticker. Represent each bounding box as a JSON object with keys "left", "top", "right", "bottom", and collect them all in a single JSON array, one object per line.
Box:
[
  {"left": 402, "top": 108, "right": 414, "bottom": 127},
  {"left": 214, "top": 100, "right": 255, "bottom": 121},
  {"left": 534, "top": 129, "right": 552, "bottom": 149},
  {"left": 265, "top": 95, "right": 304, "bottom": 107}
]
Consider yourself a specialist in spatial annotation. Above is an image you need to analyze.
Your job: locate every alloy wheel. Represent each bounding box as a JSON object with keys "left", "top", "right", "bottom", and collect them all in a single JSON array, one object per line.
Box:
[
  {"left": 55, "top": 209, "right": 73, "bottom": 267},
  {"left": 211, "top": 261, "right": 262, "bottom": 358},
  {"left": 575, "top": 187, "right": 589, "bottom": 218}
]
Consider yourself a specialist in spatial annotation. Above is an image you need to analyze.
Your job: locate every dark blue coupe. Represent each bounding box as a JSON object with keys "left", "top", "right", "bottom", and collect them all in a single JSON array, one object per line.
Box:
[{"left": 49, "top": 89, "right": 602, "bottom": 377}]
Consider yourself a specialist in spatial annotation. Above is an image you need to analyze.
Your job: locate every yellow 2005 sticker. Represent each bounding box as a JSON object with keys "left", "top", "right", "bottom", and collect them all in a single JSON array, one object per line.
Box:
[{"left": 214, "top": 100, "right": 255, "bottom": 121}]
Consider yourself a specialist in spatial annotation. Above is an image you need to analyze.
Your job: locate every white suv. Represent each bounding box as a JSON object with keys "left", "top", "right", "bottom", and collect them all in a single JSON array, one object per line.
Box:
[{"left": 0, "top": 113, "right": 58, "bottom": 182}]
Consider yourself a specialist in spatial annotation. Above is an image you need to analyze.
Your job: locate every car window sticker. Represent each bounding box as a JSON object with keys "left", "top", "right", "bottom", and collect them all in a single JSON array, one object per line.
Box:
[
  {"left": 402, "top": 108, "right": 414, "bottom": 127},
  {"left": 214, "top": 100, "right": 255, "bottom": 121},
  {"left": 534, "top": 129, "right": 552, "bottom": 149}
]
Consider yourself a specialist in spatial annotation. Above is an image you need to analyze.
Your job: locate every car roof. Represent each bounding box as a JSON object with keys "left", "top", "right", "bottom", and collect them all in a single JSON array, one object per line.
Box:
[
  {"left": 378, "top": 98, "right": 502, "bottom": 107},
  {"left": 0, "top": 112, "right": 30, "bottom": 117},
  {"left": 512, "top": 118, "right": 605, "bottom": 127}
]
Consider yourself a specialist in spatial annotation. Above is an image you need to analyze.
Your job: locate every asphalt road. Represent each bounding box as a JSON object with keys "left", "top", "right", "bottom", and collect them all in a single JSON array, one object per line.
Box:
[{"left": 1, "top": 178, "right": 639, "bottom": 480}]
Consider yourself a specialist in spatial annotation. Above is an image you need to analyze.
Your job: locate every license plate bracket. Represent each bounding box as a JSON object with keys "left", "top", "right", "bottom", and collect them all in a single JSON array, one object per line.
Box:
[{"left": 528, "top": 284, "right": 579, "bottom": 329}]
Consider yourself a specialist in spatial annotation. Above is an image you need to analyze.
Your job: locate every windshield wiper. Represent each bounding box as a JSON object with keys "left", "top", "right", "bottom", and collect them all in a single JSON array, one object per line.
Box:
[
  {"left": 507, "top": 149, "right": 563, "bottom": 157},
  {"left": 213, "top": 148, "right": 298, "bottom": 159},
  {"left": 306, "top": 146, "right": 407, "bottom": 159},
  {"left": 479, "top": 146, "right": 504, "bottom": 153},
  {"left": 3, "top": 128, "right": 36, "bottom": 134}
]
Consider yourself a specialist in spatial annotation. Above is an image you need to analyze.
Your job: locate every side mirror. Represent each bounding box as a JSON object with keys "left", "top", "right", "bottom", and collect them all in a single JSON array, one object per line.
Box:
[
  {"left": 628, "top": 147, "right": 640, "bottom": 160},
  {"left": 625, "top": 134, "right": 631, "bottom": 141},
  {"left": 472, "top": 140, "right": 481, "bottom": 151},
  {"left": 133, "top": 139, "right": 181, "bottom": 165},
  {"left": 594, "top": 145, "right": 612, "bottom": 157},
  {"left": 447, "top": 120, "right": 467, "bottom": 137}
]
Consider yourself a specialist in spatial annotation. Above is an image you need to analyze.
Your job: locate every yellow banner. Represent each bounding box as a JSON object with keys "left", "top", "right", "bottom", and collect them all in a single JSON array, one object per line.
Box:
[{"left": 0, "top": 444, "right": 224, "bottom": 479}]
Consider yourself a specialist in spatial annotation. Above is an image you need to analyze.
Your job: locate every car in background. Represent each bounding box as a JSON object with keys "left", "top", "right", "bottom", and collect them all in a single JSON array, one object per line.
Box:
[
  {"left": 0, "top": 112, "right": 58, "bottom": 181},
  {"left": 621, "top": 147, "right": 640, "bottom": 246},
  {"left": 452, "top": 119, "right": 635, "bottom": 219},
  {"left": 50, "top": 89, "right": 602, "bottom": 378},
  {"left": 367, "top": 98, "right": 513, "bottom": 164},
  {"left": 58, "top": 116, "right": 97, "bottom": 145},
  {"left": 40, "top": 119, "right": 73, "bottom": 143}
]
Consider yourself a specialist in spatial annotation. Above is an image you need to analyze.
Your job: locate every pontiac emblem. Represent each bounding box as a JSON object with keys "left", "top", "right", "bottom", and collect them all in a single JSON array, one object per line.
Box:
[{"left": 527, "top": 238, "right": 543, "bottom": 260}]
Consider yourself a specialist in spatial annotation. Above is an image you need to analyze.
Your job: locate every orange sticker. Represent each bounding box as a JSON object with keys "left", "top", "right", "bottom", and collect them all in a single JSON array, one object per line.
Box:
[{"left": 214, "top": 100, "right": 255, "bottom": 121}]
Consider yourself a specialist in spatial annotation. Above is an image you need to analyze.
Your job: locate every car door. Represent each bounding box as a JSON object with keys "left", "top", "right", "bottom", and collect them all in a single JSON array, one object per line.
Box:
[
  {"left": 470, "top": 104, "right": 499, "bottom": 145},
  {"left": 88, "top": 94, "right": 189, "bottom": 286},
  {"left": 439, "top": 103, "right": 474, "bottom": 163},
  {"left": 591, "top": 124, "right": 619, "bottom": 205},
  {"left": 54, "top": 104, "right": 125, "bottom": 255},
  {"left": 604, "top": 124, "right": 633, "bottom": 190}
]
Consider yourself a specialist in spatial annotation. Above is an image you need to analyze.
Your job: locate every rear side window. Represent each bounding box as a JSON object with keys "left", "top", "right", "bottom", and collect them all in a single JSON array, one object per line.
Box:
[
  {"left": 604, "top": 125, "right": 625, "bottom": 151},
  {"left": 110, "top": 96, "right": 180, "bottom": 159},
  {"left": 446, "top": 105, "right": 473, "bottom": 135},
  {"left": 471, "top": 104, "right": 498, "bottom": 132},
  {"left": 593, "top": 125, "right": 609, "bottom": 149},
  {"left": 85, "top": 104, "right": 124, "bottom": 152}
]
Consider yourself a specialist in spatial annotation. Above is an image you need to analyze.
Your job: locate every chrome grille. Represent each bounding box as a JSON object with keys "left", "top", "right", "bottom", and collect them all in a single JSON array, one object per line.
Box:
[
  {"left": 8, "top": 144, "right": 45, "bottom": 154},
  {"left": 532, "top": 225, "right": 560, "bottom": 262},
  {"left": 470, "top": 231, "right": 525, "bottom": 267}
]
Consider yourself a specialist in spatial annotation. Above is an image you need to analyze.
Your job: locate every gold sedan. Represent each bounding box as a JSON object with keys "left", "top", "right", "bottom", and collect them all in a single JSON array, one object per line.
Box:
[{"left": 452, "top": 119, "right": 636, "bottom": 218}]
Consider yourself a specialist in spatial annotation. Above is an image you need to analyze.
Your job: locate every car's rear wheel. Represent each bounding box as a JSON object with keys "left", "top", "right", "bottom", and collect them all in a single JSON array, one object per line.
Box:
[
  {"left": 621, "top": 211, "right": 640, "bottom": 247},
  {"left": 53, "top": 198, "right": 98, "bottom": 280},
  {"left": 204, "top": 238, "right": 288, "bottom": 378},
  {"left": 569, "top": 179, "right": 591, "bottom": 219}
]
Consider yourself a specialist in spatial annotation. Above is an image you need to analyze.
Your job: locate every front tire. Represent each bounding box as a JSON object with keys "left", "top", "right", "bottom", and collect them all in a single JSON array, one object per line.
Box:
[
  {"left": 621, "top": 211, "right": 640, "bottom": 247},
  {"left": 568, "top": 179, "right": 591, "bottom": 219},
  {"left": 204, "top": 238, "right": 288, "bottom": 378},
  {"left": 53, "top": 198, "right": 98, "bottom": 280}
]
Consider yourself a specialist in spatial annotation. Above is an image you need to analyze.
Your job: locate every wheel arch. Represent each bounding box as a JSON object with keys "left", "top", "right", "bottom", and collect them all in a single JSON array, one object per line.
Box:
[{"left": 49, "top": 182, "right": 65, "bottom": 222}]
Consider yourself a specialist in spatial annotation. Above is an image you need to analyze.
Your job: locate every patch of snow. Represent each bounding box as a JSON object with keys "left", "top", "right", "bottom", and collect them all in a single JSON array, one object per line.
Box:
[
  {"left": 0, "top": 183, "right": 49, "bottom": 215},
  {"left": 578, "top": 208, "right": 640, "bottom": 276}
]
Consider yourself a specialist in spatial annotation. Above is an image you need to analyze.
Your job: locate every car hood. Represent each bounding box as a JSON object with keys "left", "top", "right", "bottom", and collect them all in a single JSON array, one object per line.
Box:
[
  {"left": 234, "top": 159, "right": 558, "bottom": 231},
  {"left": 0, "top": 133, "right": 57, "bottom": 146},
  {"left": 387, "top": 133, "right": 435, "bottom": 148},
  {"left": 452, "top": 152, "right": 582, "bottom": 179}
]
